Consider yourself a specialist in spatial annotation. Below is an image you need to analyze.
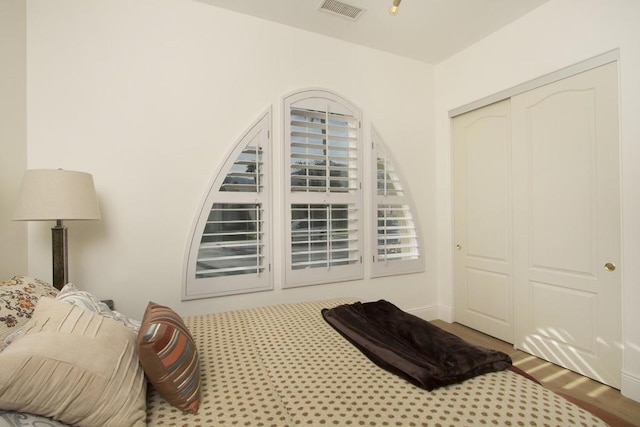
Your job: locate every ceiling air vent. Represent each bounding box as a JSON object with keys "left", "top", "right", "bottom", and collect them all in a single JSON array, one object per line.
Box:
[{"left": 319, "top": 0, "right": 364, "bottom": 20}]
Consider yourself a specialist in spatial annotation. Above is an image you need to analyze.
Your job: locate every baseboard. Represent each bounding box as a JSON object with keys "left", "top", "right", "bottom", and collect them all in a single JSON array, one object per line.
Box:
[
  {"left": 408, "top": 305, "right": 453, "bottom": 323},
  {"left": 438, "top": 305, "right": 454, "bottom": 323},
  {"left": 407, "top": 305, "right": 439, "bottom": 321},
  {"left": 621, "top": 371, "right": 640, "bottom": 403}
]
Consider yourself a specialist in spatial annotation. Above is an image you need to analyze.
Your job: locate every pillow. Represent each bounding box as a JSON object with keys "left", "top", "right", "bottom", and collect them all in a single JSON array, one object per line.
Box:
[
  {"left": 0, "top": 276, "right": 58, "bottom": 347},
  {"left": 137, "top": 302, "right": 201, "bottom": 414},
  {"left": 56, "top": 283, "right": 141, "bottom": 332},
  {"left": 4, "top": 282, "right": 142, "bottom": 348},
  {"left": 0, "top": 297, "right": 146, "bottom": 427},
  {"left": 0, "top": 409, "right": 70, "bottom": 426}
]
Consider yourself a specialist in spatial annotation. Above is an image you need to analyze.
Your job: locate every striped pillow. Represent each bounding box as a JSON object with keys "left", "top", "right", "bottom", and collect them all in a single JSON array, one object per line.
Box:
[{"left": 137, "top": 302, "right": 201, "bottom": 413}]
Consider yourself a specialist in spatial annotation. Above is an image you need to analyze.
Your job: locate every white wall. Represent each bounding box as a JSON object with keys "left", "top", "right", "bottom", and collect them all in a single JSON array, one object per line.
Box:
[
  {"left": 0, "top": 0, "right": 27, "bottom": 278},
  {"left": 25, "top": 1, "right": 436, "bottom": 320},
  {"left": 435, "top": 0, "right": 640, "bottom": 401}
]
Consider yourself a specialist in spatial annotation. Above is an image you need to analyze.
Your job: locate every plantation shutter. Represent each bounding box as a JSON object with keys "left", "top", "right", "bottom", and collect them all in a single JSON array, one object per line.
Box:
[
  {"left": 220, "top": 145, "right": 263, "bottom": 193},
  {"left": 371, "top": 128, "right": 424, "bottom": 277},
  {"left": 284, "top": 90, "right": 363, "bottom": 287},
  {"left": 183, "top": 110, "right": 271, "bottom": 300},
  {"left": 289, "top": 108, "right": 359, "bottom": 193},
  {"left": 290, "top": 203, "right": 359, "bottom": 270},
  {"left": 197, "top": 203, "right": 264, "bottom": 278}
]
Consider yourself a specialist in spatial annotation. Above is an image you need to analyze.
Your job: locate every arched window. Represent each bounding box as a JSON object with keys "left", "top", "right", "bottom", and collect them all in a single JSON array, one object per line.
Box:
[
  {"left": 371, "top": 127, "right": 424, "bottom": 277},
  {"left": 183, "top": 91, "right": 424, "bottom": 300},
  {"left": 183, "top": 109, "right": 271, "bottom": 300},
  {"left": 283, "top": 90, "right": 363, "bottom": 287}
]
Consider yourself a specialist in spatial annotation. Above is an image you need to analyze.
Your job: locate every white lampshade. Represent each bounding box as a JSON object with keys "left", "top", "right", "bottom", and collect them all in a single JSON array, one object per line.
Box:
[{"left": 13, "top": 169, "right": 101, "bottom": 221}]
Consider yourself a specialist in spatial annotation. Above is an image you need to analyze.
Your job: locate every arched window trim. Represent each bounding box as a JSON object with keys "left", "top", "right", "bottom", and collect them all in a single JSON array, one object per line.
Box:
[{"left": 182, "top": 108, "right": 272, "bottom": 300}]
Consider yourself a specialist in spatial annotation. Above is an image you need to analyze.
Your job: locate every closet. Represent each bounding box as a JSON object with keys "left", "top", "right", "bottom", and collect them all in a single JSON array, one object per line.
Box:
[{"left": 453, "top": 62, "right": 622, "bottom": 388}]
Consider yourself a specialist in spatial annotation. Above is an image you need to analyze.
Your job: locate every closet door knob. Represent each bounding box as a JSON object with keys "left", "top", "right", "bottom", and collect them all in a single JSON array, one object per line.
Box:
[
  {"left": 456, "top": 244, "right": 462, "bottom": 251},
  {"left": 604, "top": 262, "right": 616, "bottom": 271}
]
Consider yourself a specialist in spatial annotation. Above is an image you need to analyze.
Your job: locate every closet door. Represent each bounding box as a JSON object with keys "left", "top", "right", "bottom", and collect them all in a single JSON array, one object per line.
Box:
[
  {"left": 512, "top": 62, "right": 621, "bottom": 387},
  {"left": 453, "top": 99, "right": 513, "bottom": 343}
]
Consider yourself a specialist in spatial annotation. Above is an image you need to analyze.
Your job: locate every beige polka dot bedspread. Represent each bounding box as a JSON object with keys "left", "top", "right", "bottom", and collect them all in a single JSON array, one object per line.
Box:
[{"left": 146, "top": 298, "right": 608, "bottom": 426}]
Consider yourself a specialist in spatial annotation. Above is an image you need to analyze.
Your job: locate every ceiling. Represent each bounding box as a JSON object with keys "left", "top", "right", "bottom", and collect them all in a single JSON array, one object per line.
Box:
[{"left": 195, "top": 0, "right": 549, "bottom": 64}]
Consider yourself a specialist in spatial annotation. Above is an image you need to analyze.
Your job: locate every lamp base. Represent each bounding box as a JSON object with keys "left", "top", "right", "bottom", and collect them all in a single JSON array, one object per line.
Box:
[{"left": 52, "top": 220, "right": 68, "bottom": 290}]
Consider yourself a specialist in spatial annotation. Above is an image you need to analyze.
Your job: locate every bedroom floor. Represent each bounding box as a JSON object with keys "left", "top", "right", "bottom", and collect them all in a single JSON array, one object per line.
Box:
[{"left": 431, "top": 320, "right": 640, "bottom": 426}]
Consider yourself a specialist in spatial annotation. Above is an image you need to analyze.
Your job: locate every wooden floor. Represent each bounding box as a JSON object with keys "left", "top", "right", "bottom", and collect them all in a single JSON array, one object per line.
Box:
[{"left": 431, "top": 320, "right": 640, "bottom": 426}]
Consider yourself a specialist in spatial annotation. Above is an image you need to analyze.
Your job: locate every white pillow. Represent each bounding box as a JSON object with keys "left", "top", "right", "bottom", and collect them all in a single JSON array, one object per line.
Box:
[
  {"left": 0, "top": 409, "right": 70, "bottom": 426},
  {"left": 4, "top": 283, "right": 141, "bottom": 347},
  {"left": 56, "top": 283, "right": 141, "bottom": 332},
  {"left": 0, "top": 297, "right": 146, "bottom": 427}
]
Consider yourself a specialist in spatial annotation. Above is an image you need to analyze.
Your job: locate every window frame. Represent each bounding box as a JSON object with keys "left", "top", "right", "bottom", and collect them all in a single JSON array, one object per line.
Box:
[
  {"left": 283, "top": 89, "right": 364, "bottom": 288},
  {"left": 370, "top": 127, "right": 425, "bottom": 277},
  {"left": 182, "top": 108, "right": 272, "bottom": 300},
  {"left": 183, "top": 92, "right": 426, "bottom": 300}
]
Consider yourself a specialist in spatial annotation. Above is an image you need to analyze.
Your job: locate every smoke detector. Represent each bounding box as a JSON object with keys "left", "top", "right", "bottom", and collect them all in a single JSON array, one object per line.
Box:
[{"left": 319, "top": 0, "right": 364, "bottom": 20}]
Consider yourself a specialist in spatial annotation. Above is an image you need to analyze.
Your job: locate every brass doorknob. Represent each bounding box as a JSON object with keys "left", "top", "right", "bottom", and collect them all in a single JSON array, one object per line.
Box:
[
  {"left": 456, "top": 244, "right": 462, "bottom": 251},
  {"left": 604, "top": 262, "right": 616, "bottom": 271}
]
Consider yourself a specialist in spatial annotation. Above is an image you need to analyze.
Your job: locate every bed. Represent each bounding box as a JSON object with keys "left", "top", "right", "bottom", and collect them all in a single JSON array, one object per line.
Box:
[{"left": 0, "top": 276, "right": 628, "bottom": 426}]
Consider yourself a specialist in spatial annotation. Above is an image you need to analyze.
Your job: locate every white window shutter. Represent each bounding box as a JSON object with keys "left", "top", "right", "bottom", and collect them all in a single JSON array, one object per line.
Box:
[
  {"left": 371, "top": 127, "right": 424, "bottom": 277},
  {"left": 183, "top": 109, "right": 271, "bottom": 300},
  {"left": 284, "top": 90, "right": 363, "bottom": 287}
]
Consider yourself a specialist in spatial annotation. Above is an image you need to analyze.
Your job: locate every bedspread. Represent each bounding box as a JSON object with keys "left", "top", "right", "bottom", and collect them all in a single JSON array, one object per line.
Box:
[{"left": 145, "top": 298, "right": 608, "bottom": 426}]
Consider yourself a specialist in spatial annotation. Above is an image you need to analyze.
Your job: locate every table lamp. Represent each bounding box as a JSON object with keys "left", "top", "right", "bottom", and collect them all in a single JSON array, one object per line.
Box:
[{"left": 12, "top": 169, "right": 101, "bottom": 290}]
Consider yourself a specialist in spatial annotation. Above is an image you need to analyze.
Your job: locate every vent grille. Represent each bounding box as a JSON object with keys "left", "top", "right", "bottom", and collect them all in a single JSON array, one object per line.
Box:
[{"left": 319, "top": 0, "right": 364, "bottom": 20}]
